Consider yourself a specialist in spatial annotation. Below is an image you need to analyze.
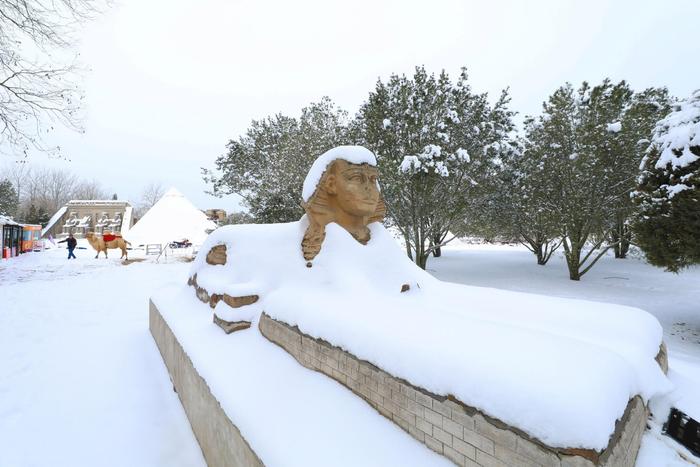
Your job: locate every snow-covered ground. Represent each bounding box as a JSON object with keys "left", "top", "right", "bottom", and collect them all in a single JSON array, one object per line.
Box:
[
  {"left": 0, "top": 242, "right": 206, "bottom": 467},
  {"left": 0, "top": 239, "right": 698, "bottom": 466}
]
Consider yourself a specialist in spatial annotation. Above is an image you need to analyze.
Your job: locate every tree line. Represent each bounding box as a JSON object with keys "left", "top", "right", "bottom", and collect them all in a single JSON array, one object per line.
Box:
[
  {"left": 0, "top": 164, "right": 110, "bottom": 224},
  {"left": 0, "top": 163, "right": 168, "bottom": 226},
  {"left": 204, "top": 66, "right": 699, "bottom": 279}
]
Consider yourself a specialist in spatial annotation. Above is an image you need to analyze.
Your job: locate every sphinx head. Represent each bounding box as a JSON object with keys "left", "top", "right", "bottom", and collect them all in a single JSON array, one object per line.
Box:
[
  {"left": 325, "top": 159, "right": 380, "bottom": 220},
  {"left": 301, "top": 147, "right": 386, "bottom": 262}
]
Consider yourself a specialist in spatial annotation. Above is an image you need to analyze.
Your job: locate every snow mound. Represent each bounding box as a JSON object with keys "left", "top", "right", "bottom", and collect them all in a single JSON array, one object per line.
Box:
[
  {"left": 301, "top": 146, "right": 377, "bottom": 202},
  {"left": 190, "top": 220, "right": 671, "bottom": 451}
]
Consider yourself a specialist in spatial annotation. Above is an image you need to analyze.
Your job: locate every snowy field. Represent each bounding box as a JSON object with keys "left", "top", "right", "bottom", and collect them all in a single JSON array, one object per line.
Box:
[
  {"left": 0, "top": 239, "right": 699, "bottom": 466},
  {"left": 0, "top": 242, "right": 206, "bottom": 467}
]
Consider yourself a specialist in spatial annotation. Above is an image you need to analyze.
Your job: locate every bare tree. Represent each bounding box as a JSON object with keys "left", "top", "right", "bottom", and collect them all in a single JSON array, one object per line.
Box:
[
  {"left": 0, "top": 159, "right": 30, "bottom": 205},
  {"left": 38, "top": 166, "right": 79, "bottom": 213},
  {"left": 72, "top": 178, "right": 107, "bottom": 199},
  {"left": 0, "top": 0, "right": 105, "bottom": 157},
  {"left": 11, "top": 166, "right": 77, "bottom": 215},
  {"left": 5, "top": 164, "right": 108, "bottom": 220},
  {"left": 136, "top": 181, "right": 164, "bottom": 216},
  {"left": 141, "top": 181, "right": 164, "bottom": 207}
]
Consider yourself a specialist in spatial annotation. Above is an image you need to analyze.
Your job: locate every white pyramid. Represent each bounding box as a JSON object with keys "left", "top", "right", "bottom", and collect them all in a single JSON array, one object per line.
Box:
[{"left": 125, "top": 187, "right": 217, "bottom": 246}]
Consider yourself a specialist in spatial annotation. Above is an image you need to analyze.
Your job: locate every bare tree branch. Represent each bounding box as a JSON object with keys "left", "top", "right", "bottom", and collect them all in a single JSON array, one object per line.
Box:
[{"left": 0, "top": 0, "right": 107, "bottom": 158}]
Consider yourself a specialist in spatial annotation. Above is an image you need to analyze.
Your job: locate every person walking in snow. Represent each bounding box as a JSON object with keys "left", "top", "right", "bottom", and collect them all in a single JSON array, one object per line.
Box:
[{"left": 58, "top": 233, "right": 78, "bottom": 259}]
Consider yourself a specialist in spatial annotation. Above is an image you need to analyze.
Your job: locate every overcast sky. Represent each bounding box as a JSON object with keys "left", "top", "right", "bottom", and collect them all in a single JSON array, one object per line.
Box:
[{"left": 8, "top": 0, "right": 700, "bottom": 211}]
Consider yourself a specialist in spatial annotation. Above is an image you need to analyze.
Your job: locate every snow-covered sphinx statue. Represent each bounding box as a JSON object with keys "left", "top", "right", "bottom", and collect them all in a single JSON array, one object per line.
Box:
[
  {"left": 187, "top": 145, "right": 671, "bottom": 465},
  {"left": 188, "top": 145, "right": 402, "bottom": 331}
]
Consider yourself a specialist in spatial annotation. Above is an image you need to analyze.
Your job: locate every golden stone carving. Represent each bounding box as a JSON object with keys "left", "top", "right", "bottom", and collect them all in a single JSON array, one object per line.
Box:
[
  {"left": 213, "top": 314, "right": 252, "bottom": 334},
  {"left": 302, "top": 159, "right": 386, "bottom": 262},
  {"left": 188, "top": 273, "right": 258, "bottom": 310},
  {"left": 206, "top": 244, "right": 227, "bottom": 265}
]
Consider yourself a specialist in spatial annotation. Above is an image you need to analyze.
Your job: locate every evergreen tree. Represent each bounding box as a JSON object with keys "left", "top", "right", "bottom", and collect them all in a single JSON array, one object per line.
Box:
[
  {"left": 491, "top": 135, "right": 561, "bottom": 265},
  {"left": 205, "top": 97, "right": 349, "bottom": 223},
  {"left": 600, "top": 86, "right": 671, "bottom": 258},
  {"left": 357, "top": 66, "right": 516, "bottom": 269},
  {"left": 633, "top": 90, "right": 700, "bottom": 271},
  {"left": 516, "top": 80, "right": 670, "bottom": 279},
  {"left": 0, "top": 179, "right": 18, "bottom": 217},
  {"left": 524, "top": 81, "right": 623, "bottom": 280},
  {"left": 23, "top": 203, "right": 50, "bottom": 225},
  {"left": 26, "top": 204, "right": 38, "bottom": 223}
]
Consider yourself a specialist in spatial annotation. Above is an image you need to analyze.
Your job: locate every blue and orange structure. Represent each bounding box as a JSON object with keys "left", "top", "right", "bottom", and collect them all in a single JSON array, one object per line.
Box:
[{"left": 1, "top": 219, "right": 43, "bottom": 259}]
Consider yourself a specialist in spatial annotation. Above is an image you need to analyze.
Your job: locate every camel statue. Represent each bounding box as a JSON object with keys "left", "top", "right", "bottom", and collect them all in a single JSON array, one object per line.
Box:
[{"left": 86, "top": 232, "right": 130, "bottom": 259}]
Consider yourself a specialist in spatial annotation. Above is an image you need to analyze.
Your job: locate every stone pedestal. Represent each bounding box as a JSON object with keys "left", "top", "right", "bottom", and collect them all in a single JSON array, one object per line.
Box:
[
  {"left": 259, "top": 313, "right": 651, "bottom": 467},
  {"left": 149, "top": 300, "right": 264, "bottom": 467}
]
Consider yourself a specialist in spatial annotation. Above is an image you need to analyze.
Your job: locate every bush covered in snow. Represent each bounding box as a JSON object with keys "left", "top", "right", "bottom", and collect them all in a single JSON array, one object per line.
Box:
[{"left": 633, "top": 90, "right": 700, "bottom": 272}]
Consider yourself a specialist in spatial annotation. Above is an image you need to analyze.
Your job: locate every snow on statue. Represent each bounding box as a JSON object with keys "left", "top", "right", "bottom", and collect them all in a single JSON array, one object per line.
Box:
[{"left": 187, "top": 145, "right": 671, "bottom": 457}]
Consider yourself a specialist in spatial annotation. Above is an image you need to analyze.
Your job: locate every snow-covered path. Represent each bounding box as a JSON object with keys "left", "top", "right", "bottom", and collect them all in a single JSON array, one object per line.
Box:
[{"left": 0, "top": 248, "right": 205, "bottom": 467}]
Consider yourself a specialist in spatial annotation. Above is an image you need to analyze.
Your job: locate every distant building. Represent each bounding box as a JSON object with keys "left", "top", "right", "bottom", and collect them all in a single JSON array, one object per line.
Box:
[
  {"left": 205, "top": 209, "right": 227, "bottom": 224},
  {"left": 43, "top": 200, "right": 135, "bottom": 239}
]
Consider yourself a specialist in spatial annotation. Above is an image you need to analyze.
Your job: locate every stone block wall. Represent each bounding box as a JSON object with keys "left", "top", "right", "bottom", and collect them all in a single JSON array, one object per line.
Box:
[
  {"left": 150, "top": 301, "right": 264, "bottom": 467},
  {"left": 259, "top": 313, "right": 648, "bottom": 467}
]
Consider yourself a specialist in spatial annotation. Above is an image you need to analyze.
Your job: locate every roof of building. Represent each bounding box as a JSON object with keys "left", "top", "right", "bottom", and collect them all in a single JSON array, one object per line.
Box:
[
  {"left": 65, "top": 200, "right": 132, "bottom": 207},
  {"left": 0, "top": 214, "right": 21, "bottom": 226}
]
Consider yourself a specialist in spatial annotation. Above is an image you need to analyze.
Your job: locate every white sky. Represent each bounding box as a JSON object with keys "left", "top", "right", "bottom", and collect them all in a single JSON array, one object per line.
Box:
[{"left": 9, "top": 0, "right": 700, "bottom": 211}]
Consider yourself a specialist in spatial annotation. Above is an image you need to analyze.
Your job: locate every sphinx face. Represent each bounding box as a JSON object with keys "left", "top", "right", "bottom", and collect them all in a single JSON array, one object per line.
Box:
[
  {"left": 329, "top": 160, "right": 380, "bottom": 218},
  {"left": 302, "top": 153, "right": 383, "bottom": 261}
]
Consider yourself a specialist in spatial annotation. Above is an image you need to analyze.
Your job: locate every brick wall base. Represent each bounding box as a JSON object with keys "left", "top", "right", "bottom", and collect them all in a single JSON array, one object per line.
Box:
[
  {"left": 150, "top": 301, "right": 264, "bottom": 467},
  {"left": 259, "top": 313, "right": 648, "bottom": 467}
]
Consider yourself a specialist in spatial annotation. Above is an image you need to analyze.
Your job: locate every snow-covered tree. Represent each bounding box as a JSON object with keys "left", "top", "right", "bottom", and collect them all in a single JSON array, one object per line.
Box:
[
  {"left": 205, "top": 97, "right": 349, "bottom": 223},
  {"left": 0, "top": 178, "right": 18, "bottom": 216},
  {"left": 489, "top": 136, "right": 562, "bottom": 265},
  {"left": 633, "top": 90, "right": 700, "bottom": 272},
  {"left": 523, "top": 81, "right": 648, "bottom": 280},
  {"left": 598, "top": 85, "right": 671, "bottom": 258},
  {"left": 357, "top": 66, "right": 516, "bottom": 269}
]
